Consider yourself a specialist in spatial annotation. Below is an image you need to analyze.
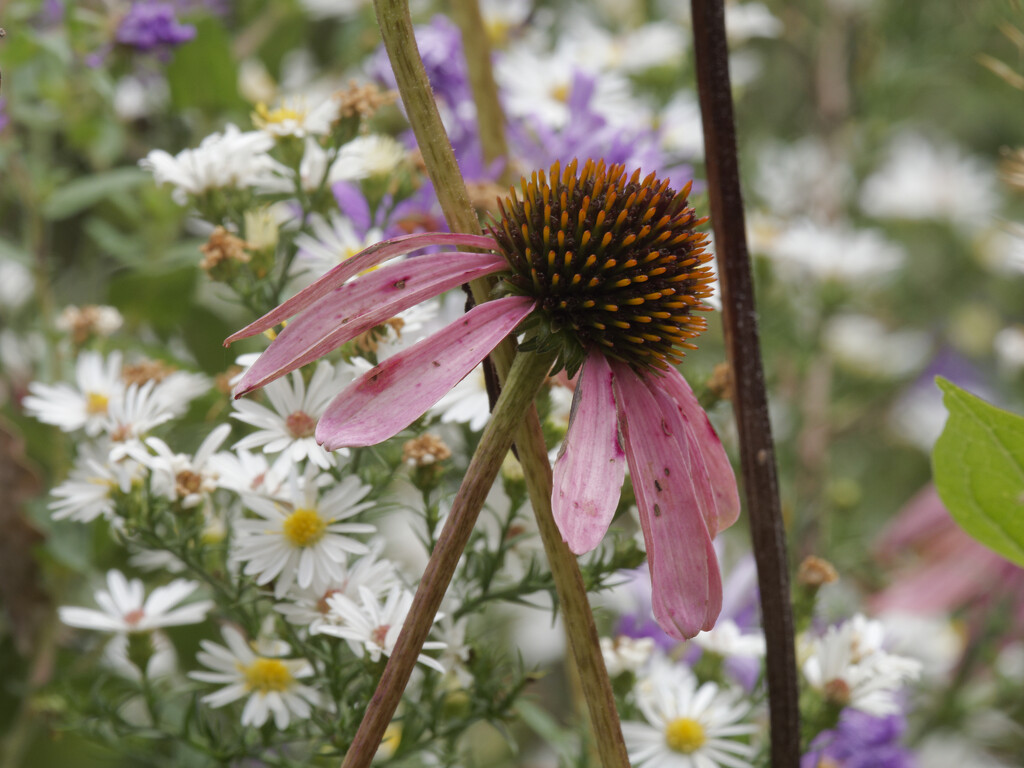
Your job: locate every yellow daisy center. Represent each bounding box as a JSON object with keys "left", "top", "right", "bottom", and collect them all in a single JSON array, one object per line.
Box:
[
  {"left": 85, "top": 392, "right": 110, "bottom": 415},
  {"left": 242, "top": 658, "right": 293, "bottom": 693},
  {"left": 253, "top": 102, "right": 304, "bottom": 126},
  {"left": 665, "top": 717, "right": 706, "bottom": 754},
  {"left": 551, "top": 82, "right": 571, "bottom": 103},
  {"left": 285, "top": 410, "right": 317, "bottom": 438},
  {"left": 282, "top": 508, "right": 327, "bottom": 547}
]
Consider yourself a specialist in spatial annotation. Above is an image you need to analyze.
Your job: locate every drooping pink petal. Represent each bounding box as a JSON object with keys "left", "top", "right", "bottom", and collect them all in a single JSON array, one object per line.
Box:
[
  {"left": 234, "top": 251, "right": 507, "bottom": 395},
  {"left": 225, "top": 232, "right": 499, "bottom": 344},
  {"left": 315, "top": 296, "right": 535, "bottom": 449},
  {"left": 552, "top": 352, "right": 626, "bottom": 554},
  {"left": 610, "top": 360, "right": 722, "bottom": 640},
  {"left": 657, "top": 365, "right": 741, "bottom": 533}
]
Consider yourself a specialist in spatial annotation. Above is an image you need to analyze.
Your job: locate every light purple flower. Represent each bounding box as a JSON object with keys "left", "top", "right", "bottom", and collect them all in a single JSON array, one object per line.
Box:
[
  {"left": 116, "top": 2, "right": 196, "bottom": 52},
  {"left": 803, "top": 710, "right": 915, "bottom": 768}
]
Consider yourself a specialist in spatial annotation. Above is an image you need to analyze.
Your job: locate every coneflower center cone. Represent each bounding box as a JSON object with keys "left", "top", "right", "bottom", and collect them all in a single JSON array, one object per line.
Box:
[{"left": 491, "top": 158, "right": 715, "bottom": 377}]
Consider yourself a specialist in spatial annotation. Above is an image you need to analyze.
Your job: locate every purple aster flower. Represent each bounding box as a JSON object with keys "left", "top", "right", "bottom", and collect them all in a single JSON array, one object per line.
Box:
[
  {"left": 116, "top": 2, "right": 196, "bottom": 53},
  {"left": 803, "top": 710, "right": 916, "bottom": 768},
  {"left": 507, "top": 72, "right": 690, "bottom": 183}
]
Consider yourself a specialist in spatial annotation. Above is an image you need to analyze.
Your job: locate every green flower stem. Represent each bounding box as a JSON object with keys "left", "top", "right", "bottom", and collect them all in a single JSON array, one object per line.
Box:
[
  {"left": 339, "top": 347, "right": 557, "bottom": 768},
  {"left": 369, "top": 4, "right": 631, "bottom": 767},
  {"left": 449, "top": 0, "right": 511, "bottom": 170},
  {"left": 513, "top": 414, "right": 633, "bottom": 768}
]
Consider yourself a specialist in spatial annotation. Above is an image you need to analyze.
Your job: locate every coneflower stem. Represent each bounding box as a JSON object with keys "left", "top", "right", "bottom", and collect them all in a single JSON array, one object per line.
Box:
[
  {"left": 369, "top": 3, "right": 631, "bottom": 767},
  {"left": 339, "top": 348, "right": 556, "bottom": 768},
  {"left": 690, "top": 1, "right": 801, "bottom": 765}
]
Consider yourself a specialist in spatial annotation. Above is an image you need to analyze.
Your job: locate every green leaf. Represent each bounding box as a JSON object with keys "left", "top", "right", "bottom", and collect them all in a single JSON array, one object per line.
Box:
[
  {"left": 932, "top": 377, "right": 1024, "bottom": 567},
  {"left": 166, "top": 18, "right": 245, "bottom": 112},
  {"left": 41, "top": 167, "right": 149, "bottom": 220}
]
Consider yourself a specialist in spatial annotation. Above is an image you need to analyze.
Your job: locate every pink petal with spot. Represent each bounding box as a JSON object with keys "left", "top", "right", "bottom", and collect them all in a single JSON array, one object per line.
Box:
[
  {"left": 611, "top": 361, "right": 722, "bottom": 640},
  {"left": 225, "top": 232, "right": 499, "bottom": 344},
  {"left": 315, "top": 296, "right": 535, "bottom": 449},
  {"left": 234, "top": 251, "right": 507, "bottom": 396},
  {"left": 657, "top": 366, "right": 741, "bottom": 532},
  {"left": 552, "top": 352, "right": 626, "bottom": 554}
]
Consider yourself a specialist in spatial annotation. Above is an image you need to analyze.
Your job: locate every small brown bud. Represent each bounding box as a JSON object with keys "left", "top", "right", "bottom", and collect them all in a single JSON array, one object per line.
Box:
[
  {"left": 199, "top": 227, "right": 251, "bottom": 280},
  {"left": 402, "top": 434, "right": 452, "bottom": 467},
  {"left": 706, "top": 362, "right": 734, "bottom": 402},
  {"left": 122, "top": 359, "right": 177, "bottom": 387},
  {"left": 215, "top": 366, "right": 243, "bottom": 395},
  {"left": 797, "top": 555, "right": 839, "bottom": 588},
  {"left": 333, "top": 81, "right": 397, "bottom": 121}
]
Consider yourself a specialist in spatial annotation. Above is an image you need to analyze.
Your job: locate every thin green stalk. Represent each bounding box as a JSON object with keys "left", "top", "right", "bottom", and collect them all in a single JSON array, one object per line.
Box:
[
  {"left": 340, "top": 347, "right": 557, "bottom": 768},
  {"left": 370, "top": 2, "right": 630, "bottom": 766},
  {"left": 449, "top": 0, "right": 511, "bottom": 172}
]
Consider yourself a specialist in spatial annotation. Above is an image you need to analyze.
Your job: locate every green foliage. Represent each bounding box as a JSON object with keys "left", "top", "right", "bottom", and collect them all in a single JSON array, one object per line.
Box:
[{"left": 932, "top": 377, "right": 1024, "bottom": 567}]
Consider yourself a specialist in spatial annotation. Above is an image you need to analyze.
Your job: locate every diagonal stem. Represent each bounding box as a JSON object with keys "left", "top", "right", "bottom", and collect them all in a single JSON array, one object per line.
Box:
[
  {"left": 339, "top": 348, "right": 556, "bottom": 768},
  {"left": 689, "top": 1, "right": 801, "bottom": 765}
]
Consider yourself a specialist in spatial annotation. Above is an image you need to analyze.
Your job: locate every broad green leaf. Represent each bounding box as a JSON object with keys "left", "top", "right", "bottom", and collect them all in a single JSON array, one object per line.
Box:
[
  {"left": 166, "top": 19, "right": 245, "bottom": 112},
  {"left": 932, "top": 377, "right": 1024, "bottom": 567},
  {"left": 41, "top": 167, "right": 149, "bottom": 220}
]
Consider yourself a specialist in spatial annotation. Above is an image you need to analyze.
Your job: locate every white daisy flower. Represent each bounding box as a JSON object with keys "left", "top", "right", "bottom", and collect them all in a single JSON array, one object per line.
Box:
[
  {"left": 435, "top": 610, "right": 473, "bottom": 687},
  {"left": 316, "top": 584, "right": 447, "bottom": 673},
  {"left": 800, "top": 614, "right": 922, "bottom": 716},
  {"left": 334, "top": 134, "right": 408, "bottom": 180},
  {"left": 233, "top": 470, "right": 377, "bottom": 598},
  {"left": 600, "top": 635, "right": 656, "bottom": 677},
  {"left": 140, "top": 124, "right": 283, "bottom": 205},
  {"left": 49, "top": 442, "right": 143, "bottom": 523},
  {"left": 859, "top": 132, "right": 997, "bottom": 226},
  {"left": 23, "top": 350, "right": 125, "bottom": 436},
  {"left": 622, "top": 659, "right": 758, "bottom": 768},
  {"left": 276, "top": 544, "right": 399, "bottom": 631},
  {"left": 103, "top": 630, "right": 178, "bottom": 681},
  {"left": 232, "top": 360, "right": 360, "bottom": 470},
  {"left": 753, "top": 219, "right": 905, "bottom": 283},
  {"left": 150, "top": 370, "right": 212, "bottom": 416},
  {"left": 59, "top": 570, "right": 213, "bottom": 633},
  {"left": 692, "top": 620, "right": 766, "bottom": 660},
  {"left": 190, "top": 625, "right": 320, "bottom": 729},
  {"left": 143, "top": 424, "right": 232, "bottom": 509},
  {"left": 262, "top": 137, "right": 353, "bottom": 196},
  {"left": 252, "top": 95, "right": 340, "bottom": 138},
  {"left": 293, "top": 212, "right": 385, "bottom": 279},
  {"left": 494, "top": 43, "right": 645, "bottom": 129},
  {"left": 105, "top": 381, "right": 177, "bottom": 462},
  {"left": 296, "top": 0, "right": 370, "bottom": 20},
  {"left": 207, "top": 448, "right": 291, "bottom": 499}
]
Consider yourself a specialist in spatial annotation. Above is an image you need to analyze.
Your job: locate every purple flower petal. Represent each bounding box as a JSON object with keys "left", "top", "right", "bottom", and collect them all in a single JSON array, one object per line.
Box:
[
  {"left": 611, "top": 361, "right": 722, "bottom": 640},
  {"left": 657, "top": 366, "right": 741, "bottom": 532},
  {"left": 552, "top": 352, "right": 626, "bottom": 554},
  {"left": 316, "top": 296, "right": 535, "bottom": 449},
  {"left": 234, "top": 250, "right": 507, "bottom": 396},
  {"left": 225, "top": 232, "right": 499, "bottom": 345}
]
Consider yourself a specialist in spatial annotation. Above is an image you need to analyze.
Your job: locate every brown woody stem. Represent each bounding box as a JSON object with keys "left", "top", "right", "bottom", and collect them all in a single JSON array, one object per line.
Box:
[{"left": 689, "top": 0, "right": 801, "bottom": 765}]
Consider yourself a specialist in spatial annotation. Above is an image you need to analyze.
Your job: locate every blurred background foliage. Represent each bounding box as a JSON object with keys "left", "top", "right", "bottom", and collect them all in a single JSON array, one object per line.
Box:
[{"left": 1, "top": 0, "right": 1023, "bottom": 765}]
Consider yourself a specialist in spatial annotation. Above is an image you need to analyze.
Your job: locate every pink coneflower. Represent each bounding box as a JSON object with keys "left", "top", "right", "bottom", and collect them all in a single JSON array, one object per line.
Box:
[{"left": 228, "top": 159, "right": 740, "bottom": 639}]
